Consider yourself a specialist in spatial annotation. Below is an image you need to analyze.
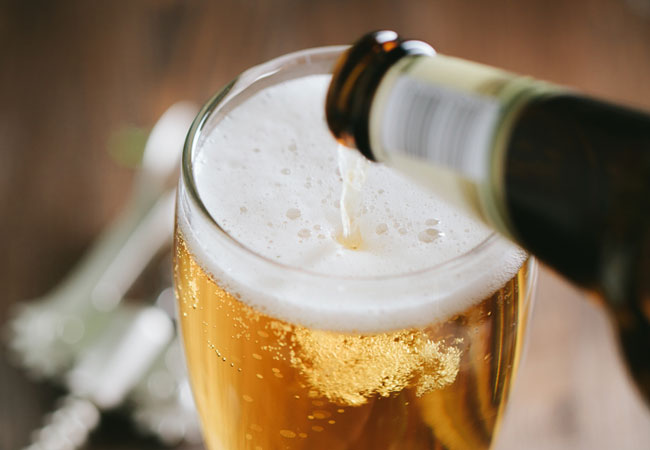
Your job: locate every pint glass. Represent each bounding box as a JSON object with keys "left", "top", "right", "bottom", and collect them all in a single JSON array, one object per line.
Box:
[{"left": 173, "top": 46, "right": 536, "bottom": 450}]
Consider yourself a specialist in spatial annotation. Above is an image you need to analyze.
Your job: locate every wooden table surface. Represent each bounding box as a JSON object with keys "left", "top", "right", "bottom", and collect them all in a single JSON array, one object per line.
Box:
[{"left": 1, "top": 1, "right": 649, "bottom": 449}]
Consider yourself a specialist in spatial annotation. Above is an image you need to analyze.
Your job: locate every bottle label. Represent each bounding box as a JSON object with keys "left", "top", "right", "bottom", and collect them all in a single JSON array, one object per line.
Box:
[
  {"left": 367, "top": 54, "right": 558, "bottom": 239},
  {"left": 380, "top": 75, "right": 500, "bottom": 181}
]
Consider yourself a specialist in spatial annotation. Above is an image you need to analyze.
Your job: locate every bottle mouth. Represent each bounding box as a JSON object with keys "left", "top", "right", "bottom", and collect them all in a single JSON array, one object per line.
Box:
[{"left": 325, "top": 30, "right": 435, "bottom": 161}]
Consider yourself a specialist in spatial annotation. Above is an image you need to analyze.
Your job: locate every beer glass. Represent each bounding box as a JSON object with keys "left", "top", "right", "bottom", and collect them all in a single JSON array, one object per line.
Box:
[{"left": 173, "top": 46, "right": 537, "bottom": 450}]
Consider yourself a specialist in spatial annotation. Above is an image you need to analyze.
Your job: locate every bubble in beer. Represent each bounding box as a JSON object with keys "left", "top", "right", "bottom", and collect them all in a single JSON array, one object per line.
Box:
[
  {"left": 279, "top": 430, "right": 296, "bottom": 438},
  {"left": 298, "top": 229, "right": 311, "bottom": 238},
  {"left": 312, "top": 410, "right": 329, "bottom": 419},
  {"left": 376, "top": 223, "right": 388, "bottom": 234},
  {"left": 281, "top": 168, "right": 291, "bottom": 175}
]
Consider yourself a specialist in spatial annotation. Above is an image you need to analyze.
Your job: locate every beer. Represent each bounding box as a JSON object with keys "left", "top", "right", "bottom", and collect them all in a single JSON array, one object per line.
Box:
[
  {"left": 174, "top": 49, "right": 533, "bottom": 450},
  {"left": 326, "top": 31, "right": 650, "bottom": 401}
]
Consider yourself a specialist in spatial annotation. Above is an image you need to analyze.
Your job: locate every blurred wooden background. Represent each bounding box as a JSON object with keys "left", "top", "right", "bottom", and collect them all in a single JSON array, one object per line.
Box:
[{"left": 1, "top": 0, "right": 649, "bottom": 449}]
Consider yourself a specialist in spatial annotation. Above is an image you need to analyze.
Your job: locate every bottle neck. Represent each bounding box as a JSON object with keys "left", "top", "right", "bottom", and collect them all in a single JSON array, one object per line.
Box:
[{"left": 325, "top": 31, "right": 434, "bottom": 160}]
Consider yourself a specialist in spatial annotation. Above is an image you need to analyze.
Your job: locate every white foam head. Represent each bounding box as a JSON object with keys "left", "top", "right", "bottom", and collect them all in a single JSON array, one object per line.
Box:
[{"left": 178, "top": 72, "right": 527, "bottom": 333}]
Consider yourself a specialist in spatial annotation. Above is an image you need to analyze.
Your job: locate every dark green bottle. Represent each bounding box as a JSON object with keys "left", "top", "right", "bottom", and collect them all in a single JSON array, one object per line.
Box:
[{"left": 326, "top": 30, "right": 650, "bottom": 403}]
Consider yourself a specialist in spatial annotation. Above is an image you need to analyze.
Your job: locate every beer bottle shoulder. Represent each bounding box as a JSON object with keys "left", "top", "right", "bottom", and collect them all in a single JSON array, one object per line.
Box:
[{"left": 502, "top": 93, "right": 650, "bottom": 296}]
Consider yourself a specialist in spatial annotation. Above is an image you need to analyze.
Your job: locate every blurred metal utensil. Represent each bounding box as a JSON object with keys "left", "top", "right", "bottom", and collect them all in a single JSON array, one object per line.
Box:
[
  {"left": 130, "top": 287, "right": 203, "bottom": 446},
  {"left": 5, "top": 102, "right": 203, "bottom": 448},
  {"left": 23, "top": 305, "right": 175, "bottom": 450},
  {"left": 131, "top": 337, "right": 203, "bottom": 446},
  {"left": 6, "top": 102, "right": 197, "bottom": 379}
]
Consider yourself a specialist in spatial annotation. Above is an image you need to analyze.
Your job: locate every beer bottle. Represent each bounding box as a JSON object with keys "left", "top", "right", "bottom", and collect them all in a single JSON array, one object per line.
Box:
[{"left": 326, "top": 30, "right": 650, "bottom": 402}]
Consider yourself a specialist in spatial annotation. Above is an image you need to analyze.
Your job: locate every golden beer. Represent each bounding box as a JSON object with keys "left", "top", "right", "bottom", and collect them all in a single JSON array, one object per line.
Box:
[
  {"left": 174, "top": 47, "right": 535, "bottom": 450},
  {"left": 175, "top": 234, "right": 530, "bottom": 450}
]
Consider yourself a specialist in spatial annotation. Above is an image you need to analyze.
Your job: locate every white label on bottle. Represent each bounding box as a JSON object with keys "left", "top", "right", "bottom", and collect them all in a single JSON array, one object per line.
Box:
[{"left": 380, "top": 76, "right": 500, "bottom": 181}]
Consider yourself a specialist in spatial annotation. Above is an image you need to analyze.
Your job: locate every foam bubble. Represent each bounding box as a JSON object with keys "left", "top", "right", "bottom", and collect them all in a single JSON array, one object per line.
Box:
[
  {"left": 178, "top": 74, "right": 526, "bottom": 332},
  {"left": 286, "top": 208, "right": 301, "bottom": 220},
  {"left": 418, "top": 228, "right": 441, "bottom": 243}
]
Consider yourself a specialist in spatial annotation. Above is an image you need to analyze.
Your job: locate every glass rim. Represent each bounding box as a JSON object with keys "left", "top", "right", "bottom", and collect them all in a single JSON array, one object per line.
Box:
[{"left": 180, "top": 45, "right": 517, "bottom": 283}]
